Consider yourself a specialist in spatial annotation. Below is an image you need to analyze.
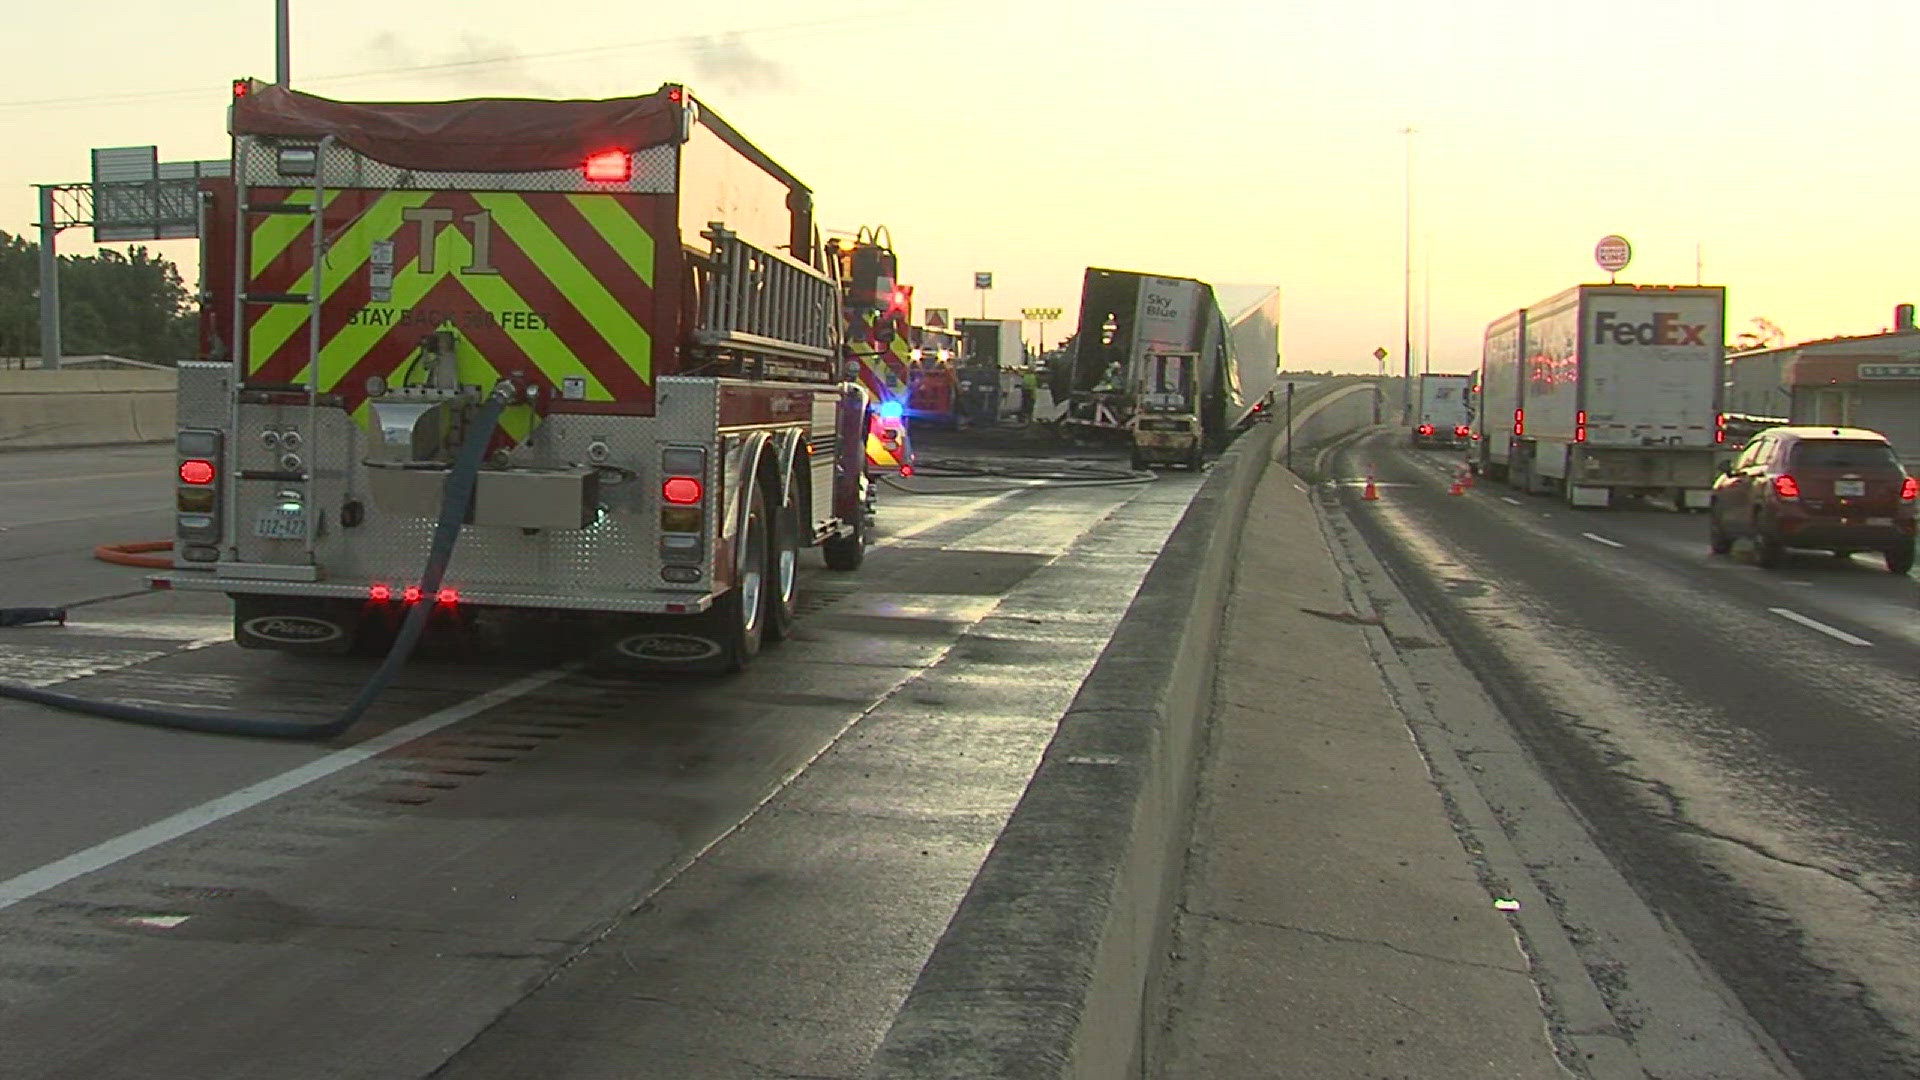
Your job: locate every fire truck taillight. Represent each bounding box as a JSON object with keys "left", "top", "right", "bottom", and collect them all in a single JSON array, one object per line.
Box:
[
  {"left": 1575, "top": 410, "right": 1587, "bottom": 443},
  {"left": 662, "top": 477, "right": 703, "bottom": 504},
  {"left": 174, "top": 429, "right": 224, "bottom": 560},
  {"left": 584, "top": 150, "right": 631, "bottom": 183}
]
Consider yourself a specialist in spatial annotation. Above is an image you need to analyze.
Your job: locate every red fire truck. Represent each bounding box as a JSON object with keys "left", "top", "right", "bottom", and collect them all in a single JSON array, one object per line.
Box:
[
  {"left": 161, "top": 79, "right": 874, "bottom": 670},
  {"left": 830, "top": 226, "right": 916, "bottom": 474}
]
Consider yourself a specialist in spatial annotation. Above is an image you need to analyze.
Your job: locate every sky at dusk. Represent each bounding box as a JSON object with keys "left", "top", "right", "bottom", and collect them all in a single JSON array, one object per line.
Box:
[{"left": 3, "top": 0, "right": 1914, "bottom": 373}]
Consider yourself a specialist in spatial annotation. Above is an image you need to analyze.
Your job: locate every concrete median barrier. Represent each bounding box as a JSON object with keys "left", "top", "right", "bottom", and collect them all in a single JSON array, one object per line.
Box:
[
  {"left": 0, "top": 370, "right": 176, "bottom": 451},
  {"left": 867, "top": 416, "right": 1279, "bottom": 1079},
  {"left": 1275, "top": 381, "right": 1383, "bottom": 458}
]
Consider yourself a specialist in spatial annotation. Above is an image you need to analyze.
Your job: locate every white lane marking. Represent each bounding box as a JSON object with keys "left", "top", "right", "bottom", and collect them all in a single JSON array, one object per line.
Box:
[
  {"left": 0, "top": 664, "right": 577, "bottom": 912},
  {"left": 1768, "top": 608, "right": 1872, "bottom": 647},
  {"left": 873, "top": 487, "right": 1030, "bottom": 548},
  {"left": 1501, "top": 497, "right": 1523, "bottom": 506},
  {"left": 1582, "top": 532, "right": 1625, "bottom": 549}
]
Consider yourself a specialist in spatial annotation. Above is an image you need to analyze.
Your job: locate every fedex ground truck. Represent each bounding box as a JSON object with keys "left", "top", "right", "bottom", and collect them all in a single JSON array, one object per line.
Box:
[{"left": 1505, "top": 285, "right": 1726, "bottom": 509}]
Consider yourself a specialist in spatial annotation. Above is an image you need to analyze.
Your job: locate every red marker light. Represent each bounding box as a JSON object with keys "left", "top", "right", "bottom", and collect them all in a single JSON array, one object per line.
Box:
[
  {"left": 368, "top": 584, "right": 392, "bottom": 603},
  {"left": 668, "top": 86, "right": 684, "bottom": 103},
  {"left": 232, "top": 79, "right": 250, "bottom": 99},
  {"left": 662, "top": 476, "right": 703, "bottom": 504},
  {"left": 584, "top": 150, "right": 631, "bottom": 182},
  {"left": 1772, "top": 475, "right": 1801, "bottom": 500},
  {"left": 402, "top": 585, "right": 423, "bottom": 604},
  {"left": 900, "top": 463, "right": 914, "bottom": 477},
  {"left": 437, "top": 588, "right": 459, "bottom": 605},
  {"left": 179, "top": 459, "right": 216, "bottom": 485}
]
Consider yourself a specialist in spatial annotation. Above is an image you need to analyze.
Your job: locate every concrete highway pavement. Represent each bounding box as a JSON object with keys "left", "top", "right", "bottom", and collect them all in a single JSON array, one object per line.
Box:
[
  {"left": 0, "top": 446, "right": 1202, "bottom": 1079},
  {"left": 0, "top": 445, "right": 173, "bottom": 609},
  {"left": 1319, "top": 430, "right": 1917, "bottom": 1080},
  {"left": 6, "top": 426, "right": 1905, "bottom": 1079}
]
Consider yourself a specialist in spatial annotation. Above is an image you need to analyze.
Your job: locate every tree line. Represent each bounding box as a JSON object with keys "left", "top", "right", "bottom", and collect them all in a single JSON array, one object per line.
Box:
[{"left": 0, "top": 230, "right": 195, "bottom": 364}]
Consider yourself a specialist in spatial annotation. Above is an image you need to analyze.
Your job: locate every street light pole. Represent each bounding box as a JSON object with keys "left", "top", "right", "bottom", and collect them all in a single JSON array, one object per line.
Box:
[
  {"left": 1400, "top": 124, "right": 1415, "bottom": 425},
  {"left": 276, "top": 0, "right": 291, "bottom": 85}
]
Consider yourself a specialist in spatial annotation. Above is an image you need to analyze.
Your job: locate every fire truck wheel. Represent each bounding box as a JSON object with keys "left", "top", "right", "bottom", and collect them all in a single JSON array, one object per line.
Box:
[
  {"left": 765, "top": 472, "right": 801, "bottom": 642},
  {"left": 822, "top": 512, "right": 865, "bottom": 572},
  {"left": 715, "top": 482, "right": 770, "bottom": 669}
]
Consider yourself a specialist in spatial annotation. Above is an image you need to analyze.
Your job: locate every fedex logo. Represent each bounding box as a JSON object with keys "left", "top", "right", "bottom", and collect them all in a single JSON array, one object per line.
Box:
[{"left": 1593, "top": 310, "right": 1707, "bottom": 346}]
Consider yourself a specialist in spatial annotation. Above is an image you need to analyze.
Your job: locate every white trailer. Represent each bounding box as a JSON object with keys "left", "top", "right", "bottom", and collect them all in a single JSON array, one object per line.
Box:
[
  {"left": 1474, "top": 311, "right": 1525, "bottom": 479},
  {"left": 1411, "top": 372, "right": 1474, "bottom": 448},
  {"left": 1507, "top": 285, "right": 1726, "bottom": 509}
]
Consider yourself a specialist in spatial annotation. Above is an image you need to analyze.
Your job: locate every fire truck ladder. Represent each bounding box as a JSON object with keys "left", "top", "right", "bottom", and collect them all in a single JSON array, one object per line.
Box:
[
  {"left": 233, "top": 135, "right": 336, "bottom": 565},
  {"left": 695, "top": 223, "right": 839, "bottom": 366}
]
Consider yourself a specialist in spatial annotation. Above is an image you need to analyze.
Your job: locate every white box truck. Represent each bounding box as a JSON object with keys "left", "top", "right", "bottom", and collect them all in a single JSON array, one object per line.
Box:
[
  {"left": 1411, "top": 372, "right": 1474, "bottom": 449},
  {"left": 1506, "top": 284, "right": 1726, "bottom": 509}
]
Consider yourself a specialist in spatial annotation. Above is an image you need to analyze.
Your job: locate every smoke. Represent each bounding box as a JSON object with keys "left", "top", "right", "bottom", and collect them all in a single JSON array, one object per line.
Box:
[
  {"left": 682, "top": 33, "right": 790, "bottom": 94},
  {"left": 362, "top": 31, "right": 556, "bottom": 94}
]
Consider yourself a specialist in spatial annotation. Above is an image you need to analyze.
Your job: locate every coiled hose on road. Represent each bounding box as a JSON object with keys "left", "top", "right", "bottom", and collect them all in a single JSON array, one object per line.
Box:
[
  {"left": 0, "top": 390, "right": 511, "bottom": 741},
  {"left": 882, "top": 455, "right": 1153, "bottom": 496}
]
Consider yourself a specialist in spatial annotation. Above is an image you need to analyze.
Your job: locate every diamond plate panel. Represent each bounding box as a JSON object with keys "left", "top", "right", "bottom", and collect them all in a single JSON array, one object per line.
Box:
[
  {"left": 236, "top": 138, "right": 677, "bottom": 193},
  {"left": 175, "top": 362, "right": 233, "bottom": 428},
  {"left": 227, "top": 393, "right": 724, "bottom": 609}
]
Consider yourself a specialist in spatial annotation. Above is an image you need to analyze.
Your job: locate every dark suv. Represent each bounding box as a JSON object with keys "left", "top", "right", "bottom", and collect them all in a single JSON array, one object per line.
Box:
[{"left": 1709, "top": 426, "right": 1917, "bottom": 574}]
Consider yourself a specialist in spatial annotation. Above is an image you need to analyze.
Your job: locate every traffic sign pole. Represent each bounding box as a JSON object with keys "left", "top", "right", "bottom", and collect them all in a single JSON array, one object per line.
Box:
[{"left": 1595, "top": 234, "right": 1632, "bottom": 283}]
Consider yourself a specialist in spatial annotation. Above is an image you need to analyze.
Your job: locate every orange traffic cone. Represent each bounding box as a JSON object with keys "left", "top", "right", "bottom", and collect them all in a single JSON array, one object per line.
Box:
[
  {"left": 1362, "top": 473, "right": 1379, "bottom": 501},
  {"left": 1448, "top": 478, "right": 1464, "bottom": 495}
]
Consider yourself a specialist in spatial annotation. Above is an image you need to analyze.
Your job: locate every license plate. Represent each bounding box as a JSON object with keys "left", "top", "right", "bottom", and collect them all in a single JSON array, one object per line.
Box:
[
  {"left": 1867, "top": 517, "right": 1892, "bottom": 526},
  {"left": 1835, "top": 479, "right": 1865, "bottom": 496},
  {"left": 253, "top": 508, "right": 308, "bottom": 540}
]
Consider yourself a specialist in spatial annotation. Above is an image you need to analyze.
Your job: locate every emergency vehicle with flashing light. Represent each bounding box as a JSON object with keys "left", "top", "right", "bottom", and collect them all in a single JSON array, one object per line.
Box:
[
  {"left": 160, "top": 79, "right": 875, "bottom": 670},
  {"left": 829, "top": 226, "right": 916, "bottom": 474}
]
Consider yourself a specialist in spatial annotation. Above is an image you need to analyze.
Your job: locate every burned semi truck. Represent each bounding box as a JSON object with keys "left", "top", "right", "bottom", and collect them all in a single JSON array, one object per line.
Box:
[{"left": 1059, "top": 267, "right": 1278, "bottom": 450}]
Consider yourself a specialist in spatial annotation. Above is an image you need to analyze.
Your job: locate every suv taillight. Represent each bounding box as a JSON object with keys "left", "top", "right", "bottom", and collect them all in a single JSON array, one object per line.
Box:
[
  {"left": 1772, "top": 474, "right": 1801, "bottom": 500},
  {"left": 1902, "top": 477, "right": 1918, "bottom": 501}
]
